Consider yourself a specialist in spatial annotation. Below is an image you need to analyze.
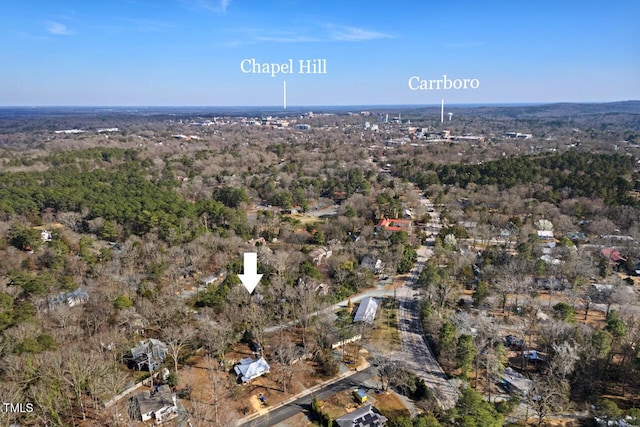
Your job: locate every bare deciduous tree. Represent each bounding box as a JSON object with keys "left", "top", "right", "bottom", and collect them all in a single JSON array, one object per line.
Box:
[
  {"left": 164, "top": 326, "right": 195, "bottom": 380},
  {"left": 549, "top": 341, "right": 580, "bottom": 381},
  {"left": 272, "top": 340, "right": 305, "bottom": 394},
  {"left": 528, "top": 374, "right": 569, "bottom": 427},
  {"left": 197, "top": 320, "right": 234, "bottom": 365}
]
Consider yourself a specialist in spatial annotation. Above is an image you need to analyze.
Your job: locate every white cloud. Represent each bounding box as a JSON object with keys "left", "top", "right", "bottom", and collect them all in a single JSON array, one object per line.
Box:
[
  {"left": 46, "top": 21, "right": 75, "bottom": 36},
  {"left": 241, "top": 24, "right": 392, "bottom": 45},
  {"left": 219, "top": 21, "right": 392, "bottom": 46},
  {"left": 327, "top": 25, "right": 392, "bottom": 42}
]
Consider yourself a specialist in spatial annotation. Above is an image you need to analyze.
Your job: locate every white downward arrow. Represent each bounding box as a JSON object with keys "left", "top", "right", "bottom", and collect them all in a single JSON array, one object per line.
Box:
[{"left": 238, "top": 252, "right": 262, "bottom": 294}]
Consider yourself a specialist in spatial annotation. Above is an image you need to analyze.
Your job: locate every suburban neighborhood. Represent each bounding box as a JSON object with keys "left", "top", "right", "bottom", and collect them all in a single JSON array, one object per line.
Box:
[{"left": 0, "top": 1, "right": 638, "bottom": 422}]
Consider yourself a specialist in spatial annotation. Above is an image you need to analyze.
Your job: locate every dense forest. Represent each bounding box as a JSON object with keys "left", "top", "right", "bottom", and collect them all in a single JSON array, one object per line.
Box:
[{"left": 392, "top": 151, "right": 638, "bottom": 206}]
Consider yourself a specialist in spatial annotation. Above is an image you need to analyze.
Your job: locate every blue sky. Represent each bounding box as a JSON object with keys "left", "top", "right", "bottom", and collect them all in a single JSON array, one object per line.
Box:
[{"left": 1, "top": 0, "right": 638, "bottom": 106}]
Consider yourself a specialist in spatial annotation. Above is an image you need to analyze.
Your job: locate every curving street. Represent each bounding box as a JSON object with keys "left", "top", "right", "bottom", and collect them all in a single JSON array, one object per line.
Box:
[
  {"left": 240, "top": 194, "right": 457, "bottom": 426},
  {"left": 237, "top": 368, "right": 375, "bottom": 427},
  {"left": 390, "top": 245, "right": 459, "bottom": 410}
]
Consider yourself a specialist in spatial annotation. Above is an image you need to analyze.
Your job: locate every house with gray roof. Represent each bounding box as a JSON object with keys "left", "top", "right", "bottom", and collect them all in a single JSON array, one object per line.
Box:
[
  {"left": 335, "top": 404, "right": 388, "bottom": 427},
  {"left": 234, "top": 357, "right": 270, "bottom": 383},
  {"left": 129, "top": 339, "right": 168, "bottom": 371},
  {"left": 47, "top": 289, "right": 89, "bottom": 310},
  {"left": 353, "top": 297, "right": 379, "bottom": 324},
  {"left": 128, "top": 385, "right": 177, "bottom": 424}
]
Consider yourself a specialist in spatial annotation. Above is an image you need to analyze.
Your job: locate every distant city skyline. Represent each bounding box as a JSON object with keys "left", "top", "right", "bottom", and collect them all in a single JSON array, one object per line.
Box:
[{"left": 1, "top": 0, "right": 638, "bottom": 107}]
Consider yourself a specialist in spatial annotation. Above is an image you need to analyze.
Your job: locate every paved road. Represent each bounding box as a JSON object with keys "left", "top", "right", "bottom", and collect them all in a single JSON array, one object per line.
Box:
[
  {"left": 390, "top": 247, "right": 458, "bottom": 410},
  {"left": 237, "top": 368, "right": 375, "bottom": 427},
  {"left": 389, "top": 196, "right": 459, "bottom": 410},
  {"left": 254, "top": 193, "right": 457, "bottom": 427}
]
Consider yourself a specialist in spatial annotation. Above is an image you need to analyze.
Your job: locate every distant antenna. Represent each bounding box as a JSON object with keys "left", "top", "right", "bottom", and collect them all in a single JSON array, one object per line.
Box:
[
  {"left": 283, "top": 81, "right": 287, "bottom": 110},
  {"left": 448, "top": 112, "right": 453, "bottom": 121},
  {"left": 441, "top": 99, "right": 444, "bottom": 123}
]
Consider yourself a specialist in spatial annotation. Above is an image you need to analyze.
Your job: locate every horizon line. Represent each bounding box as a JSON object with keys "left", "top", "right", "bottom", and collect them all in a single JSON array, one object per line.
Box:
[{"left": 1, "top": 100, "right": 638, "bottom": 110}]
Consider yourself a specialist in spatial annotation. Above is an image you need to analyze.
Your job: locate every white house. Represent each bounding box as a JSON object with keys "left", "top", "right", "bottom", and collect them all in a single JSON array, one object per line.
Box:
[
  {"left": 310, "top": 247, "right": 332, "bottom": 266},
  {"left": 537, "top": 230, "right": 554, "bottom": 240},
  {"left": 354, "top": 297, "right": 379, "bottom": 324},
  {"left": 234, "top": 357, "right": 270, "bottom": 383},
  {"left": 201, "top": 275, "right": 218, "bottom": 286},
  {"left": 47, "top": 289, "right": 89, "bottom": 310}
]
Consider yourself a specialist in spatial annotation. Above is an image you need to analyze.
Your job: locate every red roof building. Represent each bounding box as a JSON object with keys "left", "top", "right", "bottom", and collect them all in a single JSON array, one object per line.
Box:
[
  {"left": 377, "top": 218, "right": 412, "bottom": 232},
  {"left": 601, "top": 248, "right": 627, "bottom": 263}
]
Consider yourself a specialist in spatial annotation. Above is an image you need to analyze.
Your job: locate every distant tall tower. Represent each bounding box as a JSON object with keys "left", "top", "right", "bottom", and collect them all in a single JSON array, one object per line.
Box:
[{"left": 441, "top": 99, "right": 444, "bottom": 123}]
